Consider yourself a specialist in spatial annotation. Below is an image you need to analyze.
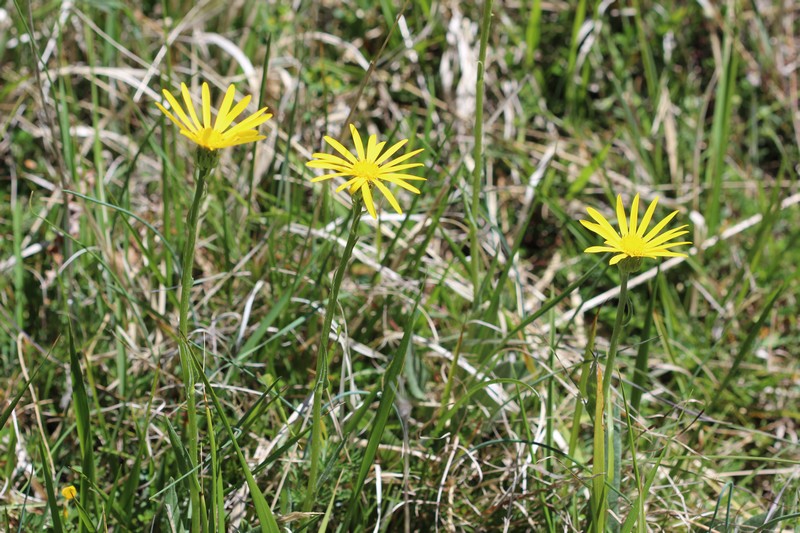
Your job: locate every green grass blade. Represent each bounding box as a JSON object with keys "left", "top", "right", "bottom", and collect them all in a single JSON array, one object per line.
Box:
[
  {"left": 187, "top": 347, "right": 280, "bottom": 533},
  {"left": 343, "top": 298, "right": 421, "bottom": 528}
]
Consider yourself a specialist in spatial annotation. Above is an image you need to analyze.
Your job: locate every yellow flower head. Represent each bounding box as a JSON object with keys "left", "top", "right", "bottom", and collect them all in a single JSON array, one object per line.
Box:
[
  {"left": 61, "top": 485, "right": 77, "bottom": 500},
  {"left": 155, "top": 82, "right": 272, "bottom": 151},
  {"left": 580, "top": 193, "right": 691, "bottom": 266},
  {"left": 306, "top": 124, "right": 425, "bottom": 219}
]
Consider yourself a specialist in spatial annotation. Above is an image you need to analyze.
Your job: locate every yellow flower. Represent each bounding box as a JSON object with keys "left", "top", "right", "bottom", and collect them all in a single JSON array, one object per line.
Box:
[
  {"left": 155, "top": 82, "right": 272, "bottom": 151},
  {"left": 306, "top": 124, "right": 425, "bottom": 219},
  {"left": 61, "top": 485, "right": 77, "bottom": 500},
  {"left": 580, "top": 193, "right": 691, "bottom": 266}
]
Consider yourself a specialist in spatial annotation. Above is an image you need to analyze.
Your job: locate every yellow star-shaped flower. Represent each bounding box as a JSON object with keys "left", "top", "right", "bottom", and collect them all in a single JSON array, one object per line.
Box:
[
  {"left": 306, "top": 124, "right": 425, "bottom": 219},
  {"left": 155, "top": 82, "right": 272, "bottom": 151},
  {"left": 581, "top": 193, "right": 691, "bottom": 266}
]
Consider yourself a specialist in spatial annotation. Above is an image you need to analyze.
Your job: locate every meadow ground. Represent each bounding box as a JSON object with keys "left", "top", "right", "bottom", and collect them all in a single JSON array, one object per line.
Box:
[{"left": 1, "top": 0, "right": 799, "bottom": 531}]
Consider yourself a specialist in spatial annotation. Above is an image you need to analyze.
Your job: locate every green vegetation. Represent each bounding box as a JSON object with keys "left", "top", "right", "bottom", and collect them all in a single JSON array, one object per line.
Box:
[{"left": 1, "top": 1, "right": 798, "bottom": 531}]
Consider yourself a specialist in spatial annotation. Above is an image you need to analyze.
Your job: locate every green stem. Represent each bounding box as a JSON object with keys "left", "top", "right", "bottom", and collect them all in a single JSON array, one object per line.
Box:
[
  {"left": 469, "top": 0, "right": 493, "bottom": 304},
  {"left": 602, "top": 270, "right": 629, "bottom": 398},
  {"left": 304, "top": 195, "right": 363, "bottom": 511},
  {"left": 179, "top": 164, "right": 211, "bottom": 530}
]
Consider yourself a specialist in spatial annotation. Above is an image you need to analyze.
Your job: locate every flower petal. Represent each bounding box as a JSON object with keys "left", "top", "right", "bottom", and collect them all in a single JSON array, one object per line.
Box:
[
  {"left": 214, "top": 134, "right": 267, "bottom": 149},
  {"left": 179, "top": 83, "right": 202, "bottom": 131},
  {"left": 323, "top": 136, "right": 358, "bottom": 165},
  {"left": 155, "top": 102, "right": 187, "bottom": 132},
  {"left": 310, "top": 153, "right": 355, "bottom": 166},
  {"left": 307, "top": 162, "right": 352, "bottom": 172},
  {"left": 609, "top": 253, "right": 628, "bottom": 265},
  {"left": 643, "top": 210, "right": 679, "bottom": 242},
  {"left": 585, "top": 246, "right": 620, "bottom": 254},
  {"left": 201, "top": 82, "right": 212, "bottom": 128},
  {"left": 361, "top": 182, "right": 377, "bottom": 219},
  {"left": 374, "top": 138, "right": 408, "bottom": 166},
  {"left": 373, "top": 180, "right": 403, "bottom": 214},
  {"left": 379, "top": 148, "right": 425, "bottom": 169},
  {"left": 223, "top": 109, "right": 271, "bottom": 137},
  {"left": 580, "top": 220, "right": 619, "bottom": 243},
  {"left": 218, "top": 95, "right": 253, "bottom": 132},
  {"left": 629, "top": 193, "right": 640, "bottom": 235},
  {"left": 376, "top": 162, "right": 424, "bottom": 173},
  {"left": 378, "top": 172, "right": 427, "bottom": 182},
  {"left": 162, "top": 88, "right": 197, "bottom": 132},
  {"left": 637, "top": 196, "right": 659, "bottom": 237},
  {"left": 311, "top": 173, "right": 350, "bottom": 183},
  {"left": 350, "top": 124, "right": 366, "bottom": 161},
  {"left": 645, "top": 227, "right": 689, "bottom": 248},
  {"left": 585, "top": 207, "right": 620, "bottom": 241},
  {"left": 647, "top": 240, "right": 692, "bottom": 250},
  {"left": 379, "top": 175, "right": 420, "bottom": 194},
  {"left": 336, "top": 176, "right": 364, "bottom": 192},
  {"left": 616, "top": 194, "right": 628, "bottom": 236},
  {"left": 366, "top": 135, "right": 382, "bottom": 162},
  {"left": 214, "top": 84, "right": 237, "bottom": 131}
]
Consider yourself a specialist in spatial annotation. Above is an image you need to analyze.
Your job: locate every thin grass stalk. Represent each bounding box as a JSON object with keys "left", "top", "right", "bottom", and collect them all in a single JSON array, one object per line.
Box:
[
  {"left": 469, "top": 0, "right": 493, "bottom": 302},
  {"left": 204, "top": 396, "right": 225, "bottom": 533},
  {"left": 438, "top": 323, "right": 465, "bottom": 416},
  {"left": 591, "top": 364, "right": 606, "bottom": 532},
  {"left": 602, "top": 270, "right": 629, "bottom": 397},
  {"left": 630, "top": 276, "right": 658, "bottom": 412},
  {"left": 178, "top": 161, "right": 212, "bottom": 531},
  {"left": 304, "top": 195, "right": 363, "bottom": 511},
  {"left": 187, "top": 348, "right": 280, "bottom": 533}
]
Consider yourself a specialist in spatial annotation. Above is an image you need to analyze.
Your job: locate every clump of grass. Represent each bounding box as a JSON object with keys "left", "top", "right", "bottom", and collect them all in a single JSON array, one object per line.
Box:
[{"left": 1, "top": 1, "right": 798, "bottom": 532}]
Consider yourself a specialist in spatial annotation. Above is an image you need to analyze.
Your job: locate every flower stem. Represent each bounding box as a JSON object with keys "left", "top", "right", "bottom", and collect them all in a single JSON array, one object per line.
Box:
[
  {"left": 469, "top": 0, "right": 493, "bottom": 304},
  {"left": 602, "top": 270, "right": 629, "bottom": 398},
  {"left": 304, "top": 195, "right": 363, "bottom": 511},
  {"left": 179, "top": 164, "right": 211, "bottom": 530}
]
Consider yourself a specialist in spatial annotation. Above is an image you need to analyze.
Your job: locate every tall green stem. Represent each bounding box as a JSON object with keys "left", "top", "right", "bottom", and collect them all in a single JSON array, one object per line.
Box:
[
  {"left": 602, "top": 270, "right": 629, "bottom": 398},
  {"left": 179, "top": 163, "right": 212, "bottom": 531},
  {"left": 304, "top": 195, "right": 363, "bottom": 511},
  {"left": 469, "top": 0, "right": 493, "bottom": 304}
]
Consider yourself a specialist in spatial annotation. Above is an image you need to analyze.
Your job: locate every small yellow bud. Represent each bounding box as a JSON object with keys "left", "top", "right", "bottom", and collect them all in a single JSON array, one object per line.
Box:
[{"left": 61, "top": 485, "right": 77, "bottom": 500}]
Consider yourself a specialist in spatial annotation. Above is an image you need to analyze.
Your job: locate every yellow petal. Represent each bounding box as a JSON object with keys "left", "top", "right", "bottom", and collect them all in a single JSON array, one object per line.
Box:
[
  {"left": 162, "top": 88, "right": 197, "bottom": 132},
  {"left": 379, "top": 175, "right": 420, "bottom": 194},
  {"left": 376, "top": 163, "right": 424, "bottom": 173},
  {"left": 366, "top": 134, "right": 379, "bottom": 162},
  {"left": 629, "top": 193, "right": 640, "bottom": 235},
  {"left": 214, "top": 84, "right": 237, "bottom": 131},
  {"left": 306, "top": 160, "right": 352, "bottom": 172},
  {"left": 337, "top": 176, "right": 364, "bottom": 192},
  {"left": 201, "top": 82, "right": 212, "bottom": 128},
  {"left": 155, "top": 102, "right": 186, "bottom": 131},
  {"left": 585, "top": 246, "right": 619, "bottom": 254},
  {"left": 373, "top": 180, "right": 403, "bottom": 214},
  {"left": 616, "top": 194, "right": 628, "bottom": 236},
  {"left": 223, "top": 109, "right": 271, "bottom": 137},
  {"left": 218, "top": 95, "right": 253, "bottom": 132},
  {"left": 645, "top": 227, "right": 689, "bottom": 248},
  {"left": 579, "top": 220, "right": 619, "bottom": 244},
  {"left": 312, "top": 173, "right": 349, "bottom": 183},
  {"left": 643, "top": 210, "right": 679, "bottom": 242},
  {"left": 361, "top": 182, "right": 377, "bottom": 219},
  {"left": 350, "top": 124, "right": 366, "bottom": 161},
  {"left": 378, "top": 147, "right": 424, "bottom": 169},
  {"left": 323, "top": 136, "right": 358, "bottom": 164},
  {"left": 214, "top": 134, "right": 267, "bottom": 148},
  {"left": 378, "top": 172, "right": 427, "bottom": 181},
  {"left": 374, "top": 138, "right": 408, "bottom": 165},
  {"left": 180, "top": 83, "right": 202, "bottom": 131},
  {"left": 585, "top": 207, "right": 620, "bottom": 241},
  {"left": 609, "top": 253, "right": 628, "bottom": 265},
  {"left": 637, "top": 196, "right": 659, "bottom": 237}
]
